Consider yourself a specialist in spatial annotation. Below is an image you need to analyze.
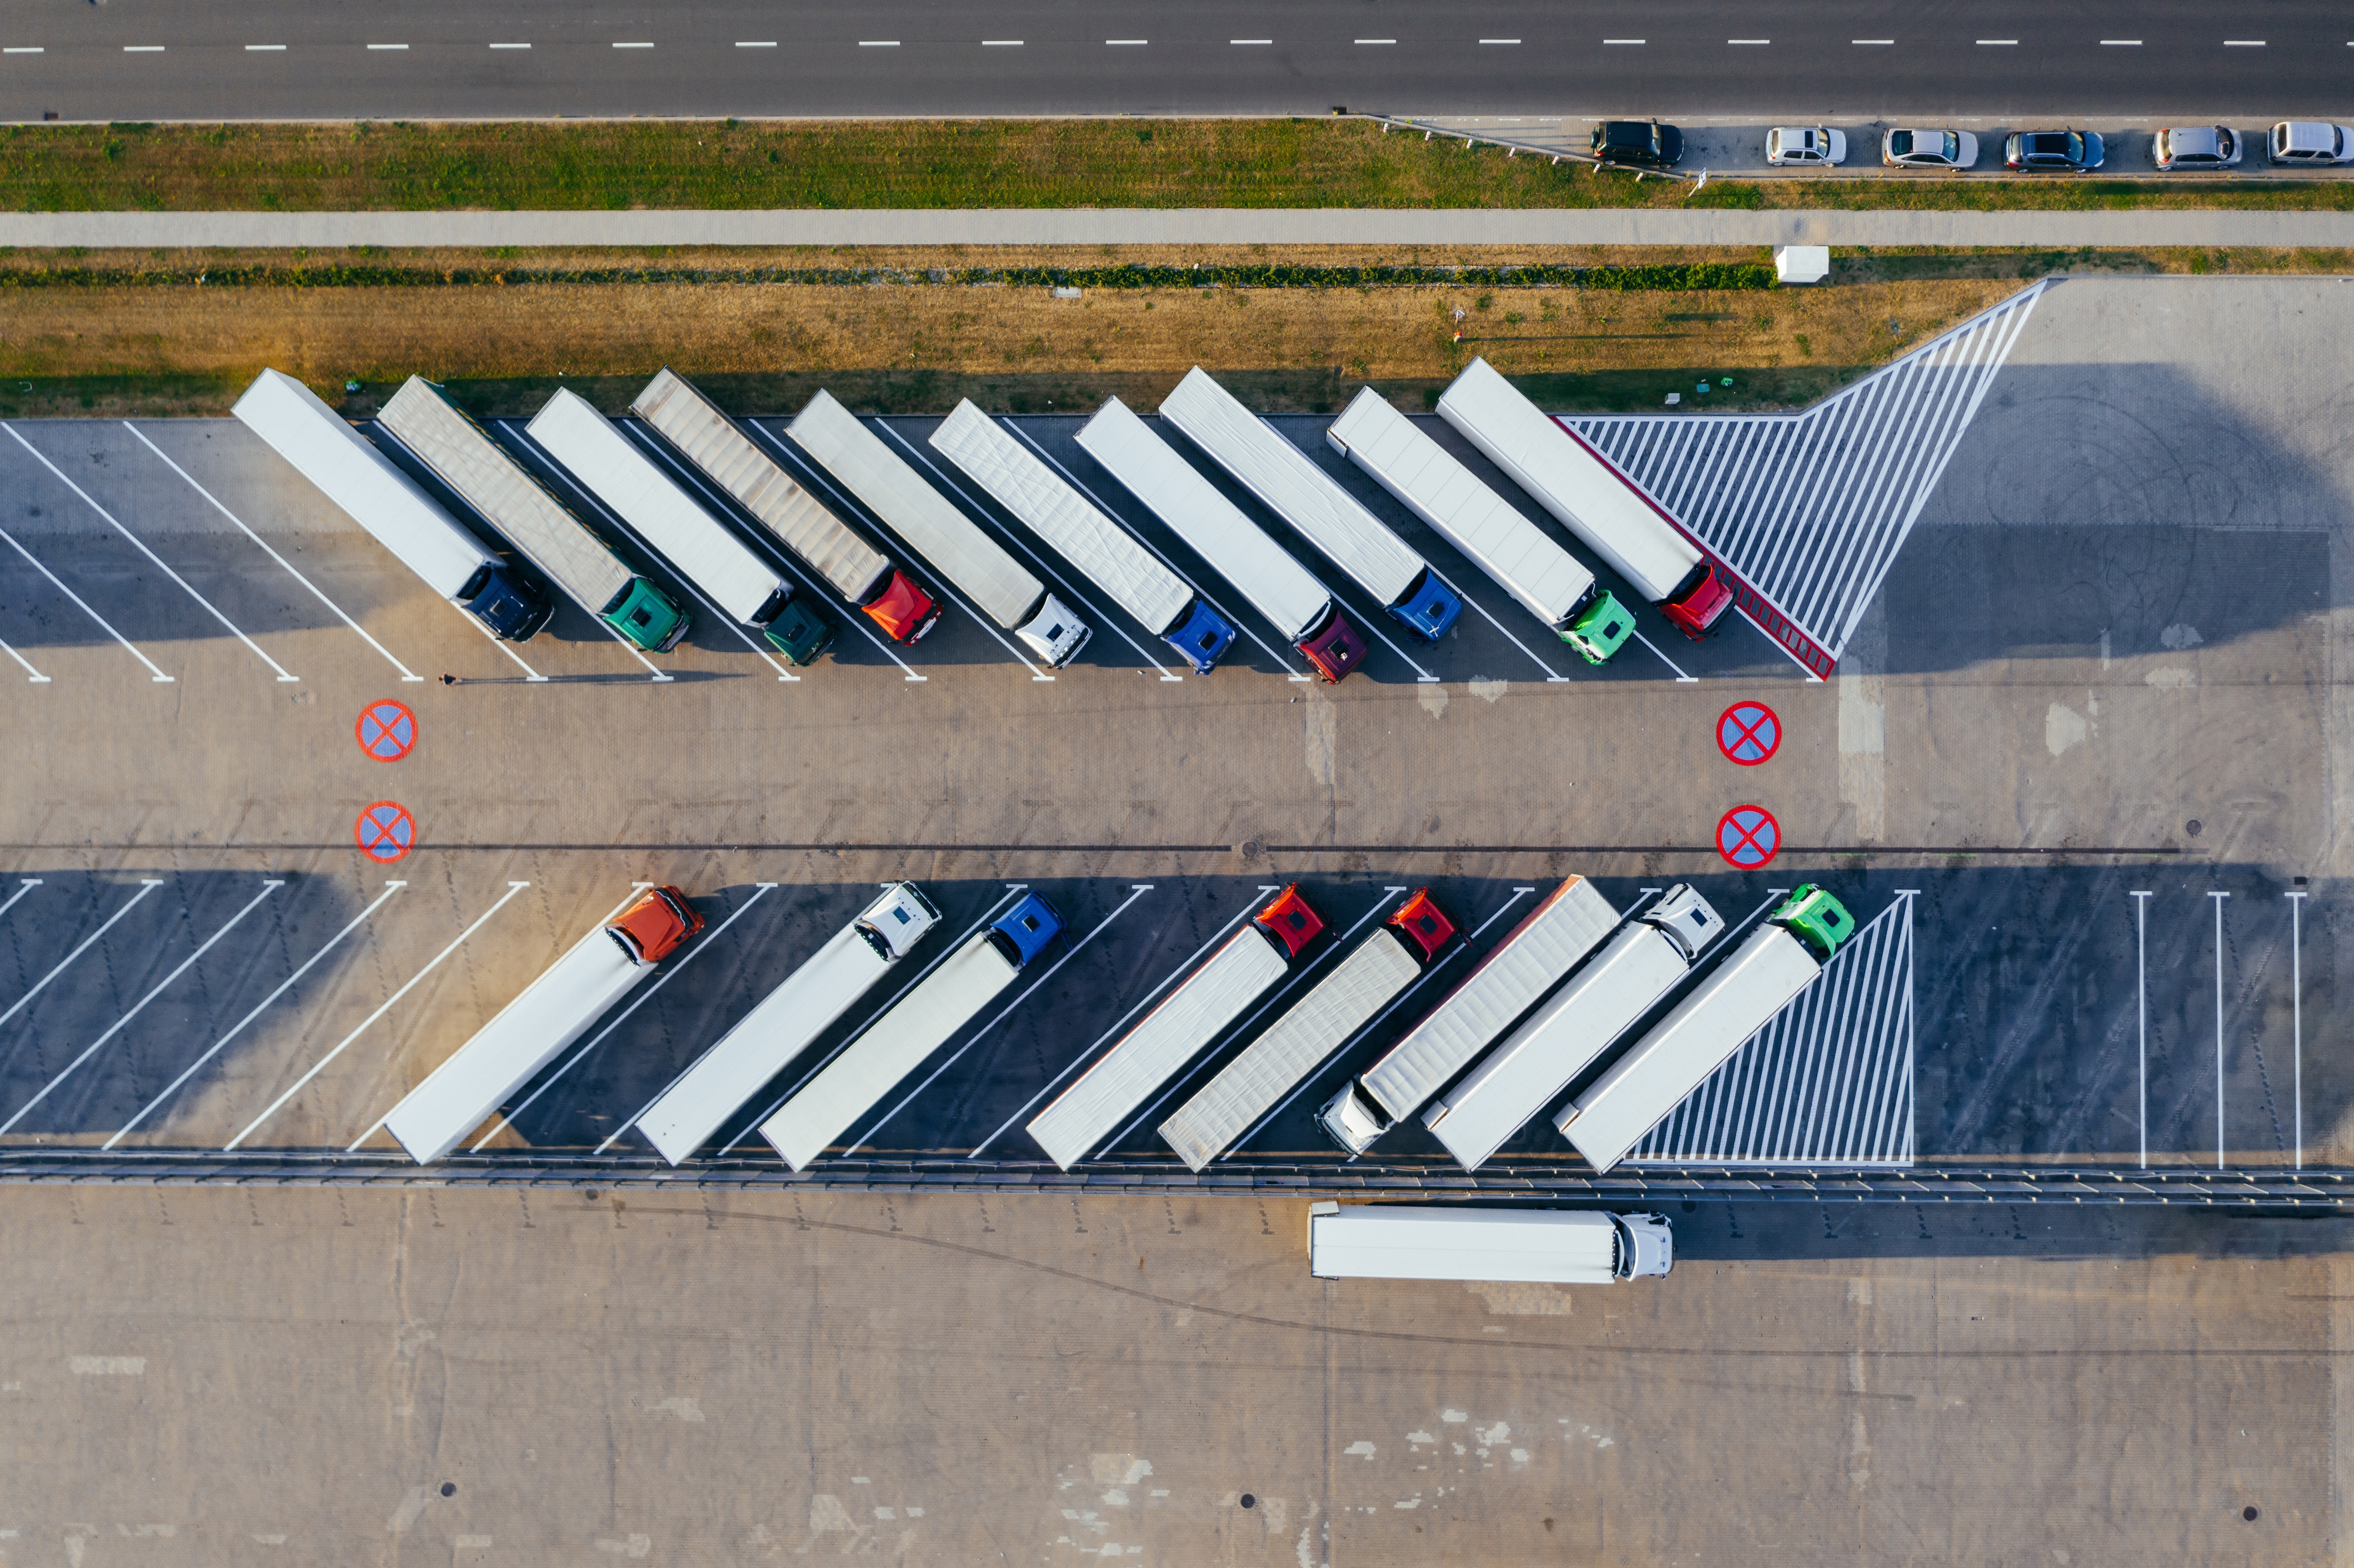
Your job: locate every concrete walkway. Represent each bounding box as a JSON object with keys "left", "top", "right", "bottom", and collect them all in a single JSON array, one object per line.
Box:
[{"left": 1, "top": 208, "right": 2350, "bottom": 249}]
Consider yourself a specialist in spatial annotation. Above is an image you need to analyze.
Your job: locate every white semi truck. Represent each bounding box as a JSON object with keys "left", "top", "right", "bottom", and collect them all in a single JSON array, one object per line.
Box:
[
  {"left": 1158, "top": 890, "right": 1455, "bottom": 1171},
  {"left": 1158, "top": 367, "right": 1465, "bottom": 641},
  {"left": 1423, "top": 885, "right": 1725, "bottom": 1172},
  {"left": 635, "top": 884, "right": 940, "bottom": 1166},
  {"left": 377, "top": 376, "right": 691, "bottom": 652},
  {"left": 760, "top": 893, "right": 1065, "bottom": 1170},
  {"left": 1435, "top": 357, "right": 1734, "bottom": 640},
  {"left": 928, "top": 400, "right": 1239, "bottom": 672},
  {"left": 382, "top": 887, "right": 703, "bottom": 1164},
  {"left": 1076, "top": 398, "right": 1370, "bottom": 683},
  {"left": 1308, "top": 1203, "right": 1673, "bottom": 1283},
  {"left": 231, "top": 369, "right": 553, "bottom": 641},
  {"left": 1027, "top": 886, "right": 1324, "bottom": 1169},
  {"left": 524, "top": 388, "right": 836, "bottom": 664},
  {"left": 1325, "top": 386, "right": 1635, "bottom": 665},
  {"left": 786, "top": 390, "right": 1092, "bottom": 667},
  {"left": 1320, "top": 876, "right": 1620, "bottom": 1155},
  {"left": 630, "top": 368, "right": 942, "bottom": 644},
  {"left": 1558, "top": 885, "right": 1857, "bottom": 1173}
]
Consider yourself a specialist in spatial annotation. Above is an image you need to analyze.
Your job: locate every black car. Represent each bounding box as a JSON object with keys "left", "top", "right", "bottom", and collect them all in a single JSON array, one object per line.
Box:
[
  {"left": 1590, "top": 120, "right": 1684, "bottom": 169},
  {"left": 2004, "top": 129, "right": 2104, "bottom": 171}
]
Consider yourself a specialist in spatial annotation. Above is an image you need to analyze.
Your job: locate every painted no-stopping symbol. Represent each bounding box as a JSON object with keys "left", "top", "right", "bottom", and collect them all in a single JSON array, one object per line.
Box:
[
  {"left": 1716, "top": 805, "right": 1780, "bottom": 869},
  {"left": 355, "top": 801, "right": 415, "bottom": 864},
  {"left": 1717, "top": 701, "right": 1780, "bottom": 766},
  {"left": 356, "top": 700, "right": 417, "bottom": 762}
]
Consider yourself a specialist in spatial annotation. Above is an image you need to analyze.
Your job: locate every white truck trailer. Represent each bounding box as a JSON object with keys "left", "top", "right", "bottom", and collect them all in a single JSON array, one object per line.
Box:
[
  {"left": 928, "top": 399, "right": 1238, "bottom": 672},
  {"left": 1158, "top": 890, "right": 1455, "bottom": 1171},
  {"left": 232, "top": 369, "right": 554, "bottom": 641},
  {"left": 1423, "top": 885, "right": 1725, "bottom": 1172},
  {"left": 1557, "top": 885, "right": 1857, "bottom": 1173},
  {"left": 382, "top": 887, "right": 702, "bottom": 1164},
  {"left": 524, "top": 388, "right": 836, "bottom": 664},
  {"left": 1076, "top": 398, "right": 1370, "bottom": 683},
  {"left": 630, "top": 368, "right": 941, "bottom": 644},
  {"left": 1308, "top": 1203, "right": 1673, "bottom": 1283},
  {"left": 1325, "top": 386, "right": 1635, "bottom": 665},
  {"left": 1434, "top": 357, "right": 1734, "bottom": 639},
  {"left": 635, "top": 884, "right": 940, "bottom": 1165},
  {"left": 785, "top": 389, "right": 1091, "bottom": 667},
  {"left": 1027, "top": 886, "right": 1324, "bottom": 1169},
  {"left": 1320, "top": 876, "right": 1620, "bottom": 1154},
  {"left": 760, "top": 893, "right": 1064, "bottom": 1170},
  {"left": 1157, "top": 367, "right": 1465, "bottom": 641},
  {"left": 377, "top": 376, "right": 691, "bottom": 652}
]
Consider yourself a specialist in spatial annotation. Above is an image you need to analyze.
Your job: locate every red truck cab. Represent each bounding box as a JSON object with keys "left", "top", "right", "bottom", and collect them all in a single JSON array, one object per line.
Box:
[
  {"left": 862, "top": 569, "right": 943, "bottom": 643},
  {"left": 1660, "top": 561, "right": 1734, "bottom": 640},
  {"left": 606, "top": 886, "right": 704, "bottom": 964},
  {"left": 1253, "top": 884, "right": 1326, "bottom": 959},
  {"left": 1386, "top": 888, "right": 1458, "bottom": 963},
  {"left": 1297, "top": 607, "right": 1370, "bottom": 683}
]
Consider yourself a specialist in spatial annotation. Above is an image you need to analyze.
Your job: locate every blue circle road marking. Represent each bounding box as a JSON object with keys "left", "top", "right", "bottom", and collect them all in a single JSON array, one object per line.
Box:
[
  {"left": 357, "top": 700, "right": 417, "bottom": 762},
  {"left": 1717, "top": 701, "right": 1779, "bottom": 766},
  {"left": 355, "top": 801, "right": 415, "bottom": 864},
  {"left": 1716, "top": 805, "right": 1780, "bottom": 869}
]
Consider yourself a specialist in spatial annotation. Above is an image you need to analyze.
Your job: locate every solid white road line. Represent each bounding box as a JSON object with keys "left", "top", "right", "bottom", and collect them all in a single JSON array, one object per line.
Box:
[
  {"left": 1444, "top": 574, "right": 1569, "bottom": 682},
  {"left": 1356, "top": 39, "right": 1395, "bottom": 45},
  {"left": 367, "top": 44, "right": 408, "bottom": 50},
  {"left": 125, "top": 422, "right": 425, "bottom": 682},
  {"left": 3, "top": 48, "right": 45, "bottom": 55},
  {"left": 123, "top": 46, "right": 164, "bottom": 53},
  {"left": 0, "top": 880, "right": 165, "bottom": 1037},
  {"left": 246, "top": 45, "right": 286, "bottom": 52},
  {"left": 0, "top": 633, "right": 48, "bottom": 682},
  {"left": 1604, "top": 39, "right": 1645, "bottom": 44},
  {"left": 1106, "top": 40, "right": 1147, "bottom": 46},
  {"left": 226, "top": 880, "right": 530, "bottom": 1151},
  {"left": 0, "top": 515, "right": 174, "bottom": 680},
  {"left": 1479, "top": 39, "right": 1520, "bottom": 45},
  {"left": 2210, "top": 890, "right": 2228, "bottom": 1169},
  {"left": 2287, "top": 889, "right": 2306, "bottom": 1170},
  {"left": 2130, "top": 888, "right": 2150, "bottom": 1168},
  {"left": 2100, "top": 40, "right": 2142, "bottom": 45},
  {"left": 489, "top": 43, "right": 530, "bottom": 50},
  {"left": 1728, "top": 39, "right": 1769, "bottom": 45},
  {"left": 1977, "top": 39, "right": 2017, "bottom": 45},
  {"left": 613, "top": 42, "right": 653, "bottom": 49},
  {"left": 737, "top": 41, "right": 777, "bottom": 48},
  {"left": 1627, "top": 625, "right": 1699, "bottom": 682},
  {"left": 1853, "top": 39, "right": 1895, "bottom": 45},
  {"left": 1231, "top": 40, "right": 1273, "bottom": 46},
  {"left": 0, "top": 881, "right": 283, "bottom": 1136},
  {"left": 5, "top": 424, "right": 300, "bottom": 682},
  {"left": 106, "top": 880, "right": 406, "bottom": 1148},
  {"left": 0, "top": 881, "right": 39, "bottom": 924},
  {"left": 859, "top": 41, "right": 900, "bottom": 47},
  {"left": 983, "top": 40, "right": 1022, "bottom": 47},
  {"left": 2224, "top": 40, "right": 2265, "bottom": 46}
]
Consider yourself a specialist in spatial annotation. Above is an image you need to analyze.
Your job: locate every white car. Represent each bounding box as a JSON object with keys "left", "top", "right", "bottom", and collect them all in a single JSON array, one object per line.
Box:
[
  {"left": 1882, "top": 128, "right": 1977, "bottom": 169},
  {"left": 2152, "top": 126, "right": 2240, "bottom": 171},
  {"left": 2270, "top": 121, "right": 2354, "bottom": 165},
  {"left": 1766, "top": 126, "right": 1846, "bottom": 166}
]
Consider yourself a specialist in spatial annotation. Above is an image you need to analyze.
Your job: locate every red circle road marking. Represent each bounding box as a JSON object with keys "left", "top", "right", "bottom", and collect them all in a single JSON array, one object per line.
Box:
[
  {"left": 356, "top": 700, "right": 417, "bottom": 762},
  {"left": 355, "top": 801, "right": 415, "bottom": 864},
  {"left": 1716, "top": 805, "right": 1780, "bottom": 869},
  {"left": 1717, "top": 701, "right": 1780, "bottom": 766}
]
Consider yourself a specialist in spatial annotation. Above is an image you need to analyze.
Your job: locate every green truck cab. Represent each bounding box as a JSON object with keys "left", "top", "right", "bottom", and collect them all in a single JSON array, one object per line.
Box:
[
  {"left": 600, "top": 577, "right": 691, "bottom": 653},
  {"left": 1562, "top": 587, "right": 1636, "bottom": 665},
  {"left": 760, "top": 592, "right": 838, "bottom": 665},
  {"left": 1772, "top": 885, "right": 1856, "bottom": 962}
]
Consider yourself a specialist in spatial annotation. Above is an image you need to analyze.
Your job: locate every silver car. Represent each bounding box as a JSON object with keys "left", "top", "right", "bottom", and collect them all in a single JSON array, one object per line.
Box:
[
  {"left": 2152, "top": 126, "right": 2240, "bottom": 171},
  {"left": 1766, "top": 126, "right": 1846, "bottom": 166},
  {"left": 2270, "top": 121, "right": 2354, "bottom": 165},
  {"left": 1883, "top": 128, "right": 1978, "bottom": 169}
]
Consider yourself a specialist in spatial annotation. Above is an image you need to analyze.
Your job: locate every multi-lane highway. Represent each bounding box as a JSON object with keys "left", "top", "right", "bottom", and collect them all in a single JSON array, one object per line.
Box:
[{"left": 1, "top": 0, "right": 2348, "bottom": 122}]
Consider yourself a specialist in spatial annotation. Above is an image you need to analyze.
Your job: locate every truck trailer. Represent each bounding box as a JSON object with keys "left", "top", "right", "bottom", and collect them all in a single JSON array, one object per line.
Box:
[
  {"left": 785, "top": 390, "right": 1091, "bottom": 667},
  {"left": 1435, "top": 358, "right": 1733, "bottom": 639},
  {"left": 1320, "top": 876, "right": 1620, "bottom": 1154},
  {"left": 1326, "top": 386, "right": 1634, "bottom": 665},
  {"left": 382, "top": 887, "right": 703, "bottom": 1164},
  {"left": 928, "top": 400, "right": 1238, "bottom": 672},
  {"left": 1557, "top": 885, "right": 1857, "bottom": 1173},
  {"left": 1158, "top": 367, "right": 1464, "bottom": 641},
  {"left": 1423, "top": 884, "right": 1724, "bottom": 1171},
  {"left": 525, "top": 388, "right": 835, "bottom": 664},
  {"left": 635, "top": 884, "right": 940, "bottom": 1166},
  {"left": 630, "top": 368, "right": 941, "bottom": 644},
  {"left": 1077, "top": 398, "right": 1369, "bottom": 683},
  {"left": 1158, "top": 889, "right": 1455, "bottom": 1171},
  {"left": 1028, "top": 886, "right": 1324, "bottom": 1169},
  {"left": 760, "top": 893, "right": 1065, "bottom": 1170},
  {"left": 1308, "top": 1203, "right": 1673, "bottom": 1283},
  {"left": 376, "top": 377, "right": 689, "bottom": 652},
  {"left": 232, "top": 369, "right": 553, "bottom": 641}
]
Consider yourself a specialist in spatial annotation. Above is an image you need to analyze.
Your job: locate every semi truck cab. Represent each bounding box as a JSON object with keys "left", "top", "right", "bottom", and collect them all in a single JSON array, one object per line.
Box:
[
  {"left": 1387, "top": 888, "right": 1459, "bottom": 962},
  {"left": 1298, "top": 608, "right": 1370, "bottom": 683},
  {"left": 1642, "top": 884, "right": 1726, "bottom": 960},
  {"left": 855, "top": 883, "right": 943, "bottom": 962},
  {"left": 459, "top": 560, "right": 556, "bottom": 641},
  {"left": 601, "top": 578, "right": 693, "bottom": 653},
  {"left": 1165, "top": 599, "right": 1239, "bottom": 673},
  {"left": 862, "top": 569, "right": 943, "bottom": 644},
  {"left": 1015, "top": 594, "right": 1093, "bottom": 667},
  {"left": 752, "top": 586, "right": 838, "bottom": 664},
  {"left": 605, "top": 886, "right": 705, "bottom": 964},
  {"left": 987, "top": 893, "right": 1066, "bottom": 967},
  {"left": 1774, "top": 884, "right": 1856, "bottom": 960},
  {"left": 1390, "top": 569, "right": 1465, "bottom": 641},
  {"left": 1613, "top": 1212, "right": 1675, "bottom": 1278},
  {"left": 1660, "top": 561, "right": 1734, "bottom": 639},
  {"left": 1561, "top": 586, "right": 1635, "bottom": 665},
  {"left": 1255, "top": 884, "right": 1328, "bottom": 959}
]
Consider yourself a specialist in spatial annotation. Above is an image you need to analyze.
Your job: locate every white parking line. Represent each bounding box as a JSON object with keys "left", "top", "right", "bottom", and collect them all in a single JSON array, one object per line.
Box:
[
  {"left": 225, "top": 880, "right": 530, "bottom": 1151},
  {"left": 106, "top": 880, "right": 405, "bottom": 1148},
  {"left": 1231, "top": 39, "right": 1273, "bottom": 46},
  {"left": 1604, "top": 39, "right": 1645, "bottom": 44},
  {"left": 854, "top": 883, "right": 1154, "bottom": 1154},
  {"left": 2129, "top": 888, "right": 2150, "bottom": 1168},
  {"left": 3, "top": 48, "right": 45, "bottom": 55},
  {"left": 123, "top": 46, "right": 164, "bottom": 53},
  {"left": 971, "top": 886, "right": 1275, "bottom": 1162},
  {"left": 0, "top": 880, "right": 283, "bottom": 1137},
  {"left": 1627, "top": 625, "right": 1698, "bottom": 681},
  {"left": 2224, "top": 40, "right": 2265, "bottom": 46},
  {"left": 1853, "top": 39, "right": 1895, "bottom": 45},
  {"left": 1356, "top": 39, "right": 1396, "bottom": 45},
  {"left": 1106, "top": 40, "right": 1147, "bottom": 46},
  {"left": 1976, "top": 39, "right": 2018, "bottom": 45},
  {"left": 470, "top": 882, "right": 779, "bottom": 1153},
  {"left": 0, "top": 633, "right": 47, "bottom": 683},
  {"left": 0, "top": 516, "right": 173, "bottom": 681},
  {"left": 1479, "top": 39, "right": 1521, "bottom": 45},
  {"left": 2209, "top": 890, "right": 2229, "bottom": 1169},
  {"left": 245, "top": 45, "right": 286, "bottom": 52},
  {"left": 1446, "top": 576, "right": 1570, "bottom": 682},
  {"left": 5, "top": 424, "right": 300, "bottom": 682},
  {"left": 0, "top": 880, "right": 165, "bottom": 1036},
  {"left": 612, "top": 41, "right": 654, "bottom": 49},
  {"left": 2287, "top": 888, "right": 2306, "bottom": 1170},
  {"left": 124, "top": 422, "right": 425, "bottom": 683},
  {"left": 489, "top": 42, "right": 530, "bottom": 50},
  {"left": 367, "top": 43, "right": 408, "bottom": 50},
  {"left": 859, "top": 40, "right": 900, "bottom": 47},
  {"left": 983, "top": 40, "right": 1023, "bottom": 47},
  {"left": 0, "top": 880, "right": 39, "bottom": 924},
  {"left": 2100, "top": 39, "right": 2142, "bottom": 45},
  {"left": 1728, "top": 38, "right": 1769, "bottom": 45},
  {"left": 737, "top": 41, "right": 777, "bottom": 48}
]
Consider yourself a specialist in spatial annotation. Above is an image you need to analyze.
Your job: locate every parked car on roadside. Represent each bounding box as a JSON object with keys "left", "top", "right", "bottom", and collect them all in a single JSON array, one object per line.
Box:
[
  {"left": 1882, "top": 128, "right": 1977, "bottom": 169},
  {"left": 2270, "top": 121, "right": 2354, "bottom": 165},
  {"left": 2152, "top": 126, "right": 2241, "bottom": 171},
  {"left": 1590, "top": 120, "right": 1683, "bottom": 169},
  {"left": 1766, "top": 126, "right": 1846, "bottom": 166},
  {"left": 2005, "top": 129, "right": 2104, "bottom": 171}
]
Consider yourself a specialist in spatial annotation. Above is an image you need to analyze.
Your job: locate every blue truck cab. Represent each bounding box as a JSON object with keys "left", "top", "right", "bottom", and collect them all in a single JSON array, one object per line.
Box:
[
  {"left": 459, "top": 560, "right": 556, "bottom": 641},
  {"left": 1164, "top": 598, "right": 1239, "bottom": 673},
  {"left": 1387, "top": 569, "right": 1464, "bottom": 641},
  {"left": 987, "top": 893, "right": 1065, "bottom": 968}
]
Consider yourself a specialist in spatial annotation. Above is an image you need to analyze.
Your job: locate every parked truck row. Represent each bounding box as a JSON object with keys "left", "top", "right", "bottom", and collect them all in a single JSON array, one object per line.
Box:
[{"left": 233, "top": 359, "right": 1736, "bottom": 685}]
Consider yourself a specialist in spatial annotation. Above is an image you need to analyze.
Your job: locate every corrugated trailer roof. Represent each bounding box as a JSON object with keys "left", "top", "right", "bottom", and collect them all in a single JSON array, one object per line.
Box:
[{"left": 1309, "top": 1205, "right": 1622, "bottom": 1284}]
